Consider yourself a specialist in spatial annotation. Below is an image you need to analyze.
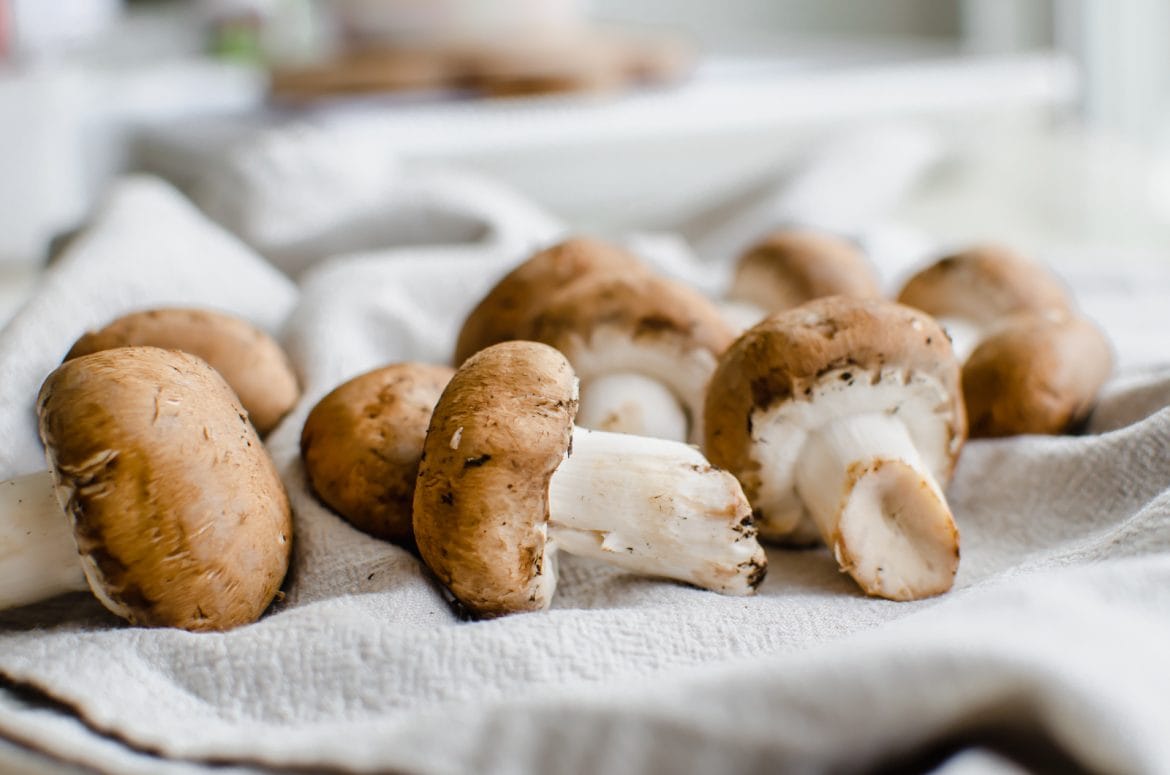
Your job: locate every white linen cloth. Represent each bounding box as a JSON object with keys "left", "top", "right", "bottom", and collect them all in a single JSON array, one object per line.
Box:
[
  {"left": 189, "top": 125, "right": 566, "bottom": 277},
  {"left": 2, "top": 165, "right": 1170, "bottom": 775}
]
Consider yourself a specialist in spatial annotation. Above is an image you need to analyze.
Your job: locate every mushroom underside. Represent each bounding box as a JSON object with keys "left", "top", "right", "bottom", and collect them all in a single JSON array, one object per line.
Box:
[
  {"left": 559, "top": 325, "right": 717, "bottom": 444},
  {"left": 747, "top": 366, "right": 960, "bottom": 599}
]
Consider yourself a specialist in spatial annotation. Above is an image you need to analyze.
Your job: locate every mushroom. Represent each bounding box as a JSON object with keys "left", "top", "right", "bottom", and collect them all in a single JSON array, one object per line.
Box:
[
  {"left": 721, "top": 229, "right": 881, "bottom": 333},
  {"left": 301, "top": 362, "right": 454, "bottom": 545},
  {"left": 413, "top": 341, "right": 766, "bottom": 618},
  {"left": 453, "top": 237, "right": 649, "bottom": 365},
  {"left": 897, "top": 245, "right": 1113, "bottom": 437},
  {"left": 65, "top": 307, "right": 301, "bottom": 436},
  {"left": 455, "top": 37, "right": 626, "bottom": 98},
  {"left": 526, "top": 273, "right": 734, "bottom": 443},
  {"left": 896, "top": 245, "right": 1074, "bottom": 362},
  {"left": 704, "top": 297, "right": 965, "bottom": 601},
  {"left": 0, "top": 347, "right": 292, "bottom": 630},
  {"left": 963, "top": 313, "right": 1113, "bottom": 438}
]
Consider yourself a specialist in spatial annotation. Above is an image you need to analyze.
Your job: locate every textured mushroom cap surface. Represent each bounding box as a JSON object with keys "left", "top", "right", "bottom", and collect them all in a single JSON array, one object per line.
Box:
[
  {"left": 454, "top": 237, "right": 648, "bottom": 365},
  {"left": 65, "top": 307, "right": 300, "bottom": 436},
  {"left": 37, "top": 347, "right": 292, "bottom": 631},
  {"left": 897, "top": 245, "right": 1074, "bottom": 325},
  {"left": 414, "top": 341, "right": 577, "bottom": 617},
  {"left": 963, "top": 314, "right": 1113, "bottom": 438},
  {"left": 704, "top": 296, "right": 966, "bottom": 519},
  {"left": 730, "top": 229, "right": 880, "bottom": 313},
  {"left": 301, "top": 362, "right": 454, "bottom": 545}
]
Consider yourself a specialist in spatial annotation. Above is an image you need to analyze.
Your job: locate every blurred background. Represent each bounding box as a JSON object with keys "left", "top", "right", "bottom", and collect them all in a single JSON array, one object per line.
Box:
[{"left": 2, "top": 0, "right": 1169, "bottom": 318}]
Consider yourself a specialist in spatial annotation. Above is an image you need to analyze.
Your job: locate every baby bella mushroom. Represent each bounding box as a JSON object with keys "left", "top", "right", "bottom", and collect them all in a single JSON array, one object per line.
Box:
[
  {"left": 705, "top": 297, "right": 965, "bottom": 601},
  {"left": 962, "top": 313, "right": 1113, "bottom": 438},
  {"left": 66, "top": 307, "right": 301, "bottom": 436},
  {"left": 897, "top": 245, "right": 1112, "bottom": 437},
  {"left": 0, "top": 347, "right": 291, "bottom": 630},
  {"left": 413, "top": 341, "right": 766, "bottom": 618},
  {"left": 896, "top": 245, "right": 1074, "bottom": 362},
  {"left": 722, "top": 229, "right": 881, "bottom": 333},
  {"left": 527, "top": 273, "right": 734, "bottom": 443},
  {"left": 454, "top": 236, "right": 649, "bottom": 365},
  {"left": 301, "top": 362, "right": 454, "bottom": 545}
]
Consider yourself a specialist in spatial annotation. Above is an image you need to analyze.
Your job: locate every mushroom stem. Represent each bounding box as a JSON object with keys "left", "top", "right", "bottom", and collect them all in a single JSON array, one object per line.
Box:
[
  {"left": 576, "top": 373, "right": 688, "bottom": 441},
  {"left": 936, "top": 316, "right": 983, "bottom": 363},
  {"left": 0, "top": 471, "right": 87, "bottom": 610},
  {"left": 547, "top": 427, "right": 765, "bottom": 595},
  {"left": 718, "top": 299, "right": 768, "bottom": 335},
  {"left": 795, "top": 413, "right": 959, "bottom": 600}
]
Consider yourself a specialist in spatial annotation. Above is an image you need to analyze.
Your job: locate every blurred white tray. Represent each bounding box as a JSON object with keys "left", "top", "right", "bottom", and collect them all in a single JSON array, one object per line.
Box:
[{"left": 137, "top": 50, "right": 1077, "bottom": 231}]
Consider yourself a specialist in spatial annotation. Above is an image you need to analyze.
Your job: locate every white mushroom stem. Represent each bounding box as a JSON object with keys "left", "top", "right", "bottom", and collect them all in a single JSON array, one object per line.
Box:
[
  {"left": 794, "top": 413, "right": 958, "bottom": 600},
  {"left": 0, "top": 471, "right": 87, "bottom": 610},
  {"left": 936, "top": 316, "right": 984, "bottom": 363},
  {"left": 718, "top": 299, "right": 768, "bottom": 335},
  {"left": 576, "top": 373, "right": 689, "bottom": 442},
  {"left": 547, "top": 427, "right": 764, "bottom": 595}
]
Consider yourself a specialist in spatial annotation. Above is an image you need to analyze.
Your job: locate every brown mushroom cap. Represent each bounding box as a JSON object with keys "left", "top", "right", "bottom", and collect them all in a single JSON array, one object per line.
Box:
[
  {"left": 963, "top": 313, "right": 1113, "bottom": 438},
  {"left": 65, "top": 308, "right": 301, "bottom": 436},
  {"left": 455, "top": 36, "right": 625, "bottom": 98},
  {"left": 414, "top": 341, "right": 576, "bottom": 618},
  {"left": 527, "top": 273, "right": 733, "bottom": 439},
  {"left": 704, "top": 296, "right": 966, "bottom": 536},
  {"left": 615, "top": 33, "right": 695, "bottom": 84},
  {"left": 897, "top": 245, "right": 1074, "bottom": 326},
  {"left": 729, "top": 229, "right": 880, "bottom": 313},
  {"left": 453, "top": 237, "right": 649, "bottom": 365},
  {"left": 37, "top": 347, "right": 292, "bottom": 631},
  {"left": 301, "top": 362, "right": 454, "bottom": 545}
]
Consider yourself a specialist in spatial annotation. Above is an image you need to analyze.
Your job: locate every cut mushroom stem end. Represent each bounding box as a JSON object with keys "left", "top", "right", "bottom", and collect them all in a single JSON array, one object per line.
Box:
[
  {"left": 548, "top": 427, "right": 766, "bottom": 595},
  {"left": 0, "top": 470, "right": 87, "bottom": 610},
  {"left": 795, "top": 413, "right": 959, "bottom": 601}
]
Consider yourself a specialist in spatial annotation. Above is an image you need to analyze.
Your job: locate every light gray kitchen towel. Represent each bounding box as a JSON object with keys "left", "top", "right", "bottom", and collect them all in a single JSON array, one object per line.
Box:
[{"left": 1, "top": 173, "right": 1170, "bottom": 775}]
